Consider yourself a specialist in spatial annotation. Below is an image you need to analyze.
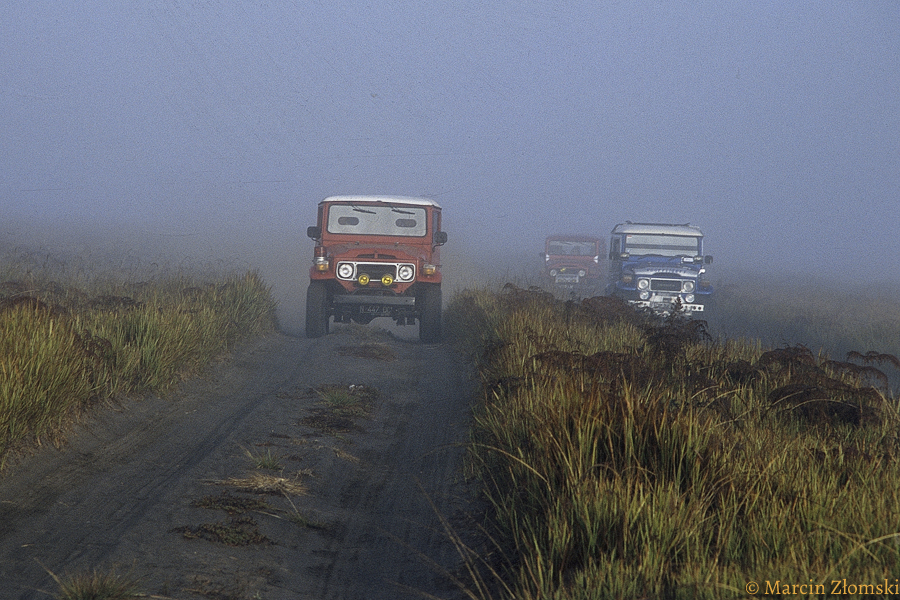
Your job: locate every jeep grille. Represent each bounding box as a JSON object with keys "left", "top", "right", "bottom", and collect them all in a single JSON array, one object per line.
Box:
[
  {"left": 651, "top": 279, "right": 682, "bottom": 292},
  {"left": 336, "top": 261, "right": 416, "bottom": 283}
]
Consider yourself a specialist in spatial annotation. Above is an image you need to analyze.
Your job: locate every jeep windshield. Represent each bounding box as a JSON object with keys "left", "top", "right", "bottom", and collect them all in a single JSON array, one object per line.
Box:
[
  {"left": 547, "top": 240, "right": 597, "bottom": 256},
  {"left": 623, "top": 234, "right": 700, "bottom": 257},
  {"left": 327, "top": 204, "right": 428, "bottom": 237}
]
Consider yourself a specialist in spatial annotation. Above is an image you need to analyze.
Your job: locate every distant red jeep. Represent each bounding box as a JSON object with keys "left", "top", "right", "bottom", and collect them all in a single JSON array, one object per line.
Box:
[
  {"left": 305, "top": 195, "right": 447, "bottom": 342},
  {"left": 542, "top": 235, "right": 604, "bottom": 293}
]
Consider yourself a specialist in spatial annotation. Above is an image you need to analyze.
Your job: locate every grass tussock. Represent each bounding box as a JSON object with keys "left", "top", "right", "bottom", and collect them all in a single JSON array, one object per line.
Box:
[
  {"left": 0, "top": 268, "right": 277, "bottom": 469},
  {"left": 445, "top": 284, "right": 900, "bottom": 599},
  {"left": 243, "top": 445, "right": 284, "bottom": 471},
  {"left": 42, "top": 562, "right": 143, "bottom": 600}
]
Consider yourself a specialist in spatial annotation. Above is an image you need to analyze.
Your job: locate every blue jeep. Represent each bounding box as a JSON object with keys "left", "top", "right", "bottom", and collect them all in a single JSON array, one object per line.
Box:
[{"left": 606, "top": 222, "right": 713, "bottom": 316}]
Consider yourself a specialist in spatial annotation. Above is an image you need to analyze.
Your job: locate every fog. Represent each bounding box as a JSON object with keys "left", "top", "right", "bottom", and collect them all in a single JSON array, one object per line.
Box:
[{"left": 2, "top": 2, "right": 898, "bottom": 332}]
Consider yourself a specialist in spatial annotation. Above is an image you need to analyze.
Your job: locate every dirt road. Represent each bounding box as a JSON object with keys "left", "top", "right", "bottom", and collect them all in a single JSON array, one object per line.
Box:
[{"left": 0, "top": 327, "right": 479, "bottom": 599}]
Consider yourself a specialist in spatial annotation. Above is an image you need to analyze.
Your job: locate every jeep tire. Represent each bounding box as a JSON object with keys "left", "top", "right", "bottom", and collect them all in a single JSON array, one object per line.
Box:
[
  {"left": 418, "top": 283, "right": 442, "bottom": 343},
  {"left": 305, "top": 280, "right": 330, "bottom": 338}
]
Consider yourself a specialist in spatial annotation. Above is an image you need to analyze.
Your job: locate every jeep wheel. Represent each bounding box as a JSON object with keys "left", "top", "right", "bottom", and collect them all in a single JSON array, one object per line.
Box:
[
  {"left": 305, "top": 281, "right": 330, "bottom": 338},
  {"left": 418, "top": 283, "right": 442, "bottom": 343}
]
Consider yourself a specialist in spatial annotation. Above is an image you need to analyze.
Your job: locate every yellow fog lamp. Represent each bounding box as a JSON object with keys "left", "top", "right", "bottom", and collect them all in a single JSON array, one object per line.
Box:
[
  {"left": 358, "top": 273, "right": 370, "bottom": 286},
  {"left": 381, "top": 274, "right": 394, "bottom": 286},
  {"left": 423, "top": 263, "right": 437, "bottom": 276}
]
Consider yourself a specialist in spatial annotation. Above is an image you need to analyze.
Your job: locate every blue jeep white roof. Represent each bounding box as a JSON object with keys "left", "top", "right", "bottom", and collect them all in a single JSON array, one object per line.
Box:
[
  {"left": 321, "top": 195, "right": 441, "bottom": 209},
  {"left": 612, "top": 222, "right": 703, "bottom": 237}
]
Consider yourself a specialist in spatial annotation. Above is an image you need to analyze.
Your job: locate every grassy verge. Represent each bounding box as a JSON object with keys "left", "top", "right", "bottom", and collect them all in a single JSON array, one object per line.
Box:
[
  {"left": 446, "top": 284, "right": 900, "bottom": 599},
  {"left": 712, "top": 271, "right": 900, "bottom": 362},
  {"left": 0, "top": 269, "right": 277, "bottom": 469}
]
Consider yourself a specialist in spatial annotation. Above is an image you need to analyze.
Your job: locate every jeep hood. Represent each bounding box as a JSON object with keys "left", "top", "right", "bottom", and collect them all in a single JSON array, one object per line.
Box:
[{"left": 328, "top": 242, "right": 432, "bottom": 262}]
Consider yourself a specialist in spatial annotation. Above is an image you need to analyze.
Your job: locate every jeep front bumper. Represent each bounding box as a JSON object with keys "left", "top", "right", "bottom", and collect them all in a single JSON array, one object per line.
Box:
[
  {"left": 629, "top": 299, "right": 705, "bottom": 313},
  {"left": 333, "top": 295, "right": 416, "bottom": 307}
]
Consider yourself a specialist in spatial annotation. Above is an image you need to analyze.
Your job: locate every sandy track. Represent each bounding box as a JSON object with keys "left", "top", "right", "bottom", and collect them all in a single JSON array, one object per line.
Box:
[{"left": 0, "top": 328, "right": 478, "bottom": 599}]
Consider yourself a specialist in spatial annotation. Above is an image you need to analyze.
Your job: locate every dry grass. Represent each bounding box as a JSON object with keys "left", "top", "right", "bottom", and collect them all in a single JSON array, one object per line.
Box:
[
  {"left": 332, "top": 447, "right": 360, "bottom": 464},
  {"left": 208, "top": 472, "right": 309, "bottom": 496},
  {"left": 444, "top": 284, "right": 900, "bottom": 599},
  {"left": 0, "top": 266, "right": 277, "bottom": 469},
  {"left": 40, "top": 561, "right": 144, "bottom": 600}
]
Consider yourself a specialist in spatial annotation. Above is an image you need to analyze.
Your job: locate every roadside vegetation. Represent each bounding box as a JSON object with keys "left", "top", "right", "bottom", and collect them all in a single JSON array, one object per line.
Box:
[
  {"left": 0, "top": 259, "right": 277, "bottom": 470},
  {"left": 445, "top": 284, "right": 900, "bottom": 599},
  {"left": 712, "top": 270, "right": 900, "bottom": 370}
]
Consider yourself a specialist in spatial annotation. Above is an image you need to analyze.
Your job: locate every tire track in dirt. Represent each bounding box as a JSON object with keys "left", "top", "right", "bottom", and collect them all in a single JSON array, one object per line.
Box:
[{"left": 0, "top": 328, "right": 478, "bottom": 599}]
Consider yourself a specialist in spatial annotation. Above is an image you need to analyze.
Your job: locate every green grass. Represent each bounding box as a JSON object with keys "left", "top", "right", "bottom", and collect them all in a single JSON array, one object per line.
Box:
[
  {"left": 316, "top": 383, "right": 378, "bottom": 418},
  {"left": 243, "top": 446, "right": 284, "bottom": 471},
  {"left": 0, "top": 268, "right": 277, "bottom": 469},
  {"left": 445, "top": 283, "right": 900, "bottom": 599}
]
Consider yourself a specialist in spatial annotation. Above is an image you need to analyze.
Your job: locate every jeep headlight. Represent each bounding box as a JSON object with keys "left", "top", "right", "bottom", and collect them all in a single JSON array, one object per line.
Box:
[
  {"left": 550, "top": 269, "right": 558, "bottom": 277},
  {"left": 578, "top": 270, "right": 586, "bottom": 277},
  {"left": 637, "top": 278, "right": 650, "bottom": 291},
  {"left": 682, "top": 280, "right": 695, "bottom": 293},
  {"left": 337, "top": 263, "right": 354, "bottom": 279},
  {"left": 397, "top": 264, "right": 414, "bottom": 281}
]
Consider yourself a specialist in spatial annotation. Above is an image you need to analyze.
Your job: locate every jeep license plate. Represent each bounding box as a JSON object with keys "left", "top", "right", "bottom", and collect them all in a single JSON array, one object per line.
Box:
[{"left": 556, "top": 275, "right": 579, "bottom": 283}]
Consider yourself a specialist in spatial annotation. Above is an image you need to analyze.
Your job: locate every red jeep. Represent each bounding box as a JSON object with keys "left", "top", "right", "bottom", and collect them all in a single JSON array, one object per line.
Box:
[
  {"left": 305, "top": 195, "right": 447, "bottom": 342},
  {"left": 542, "top": 235, "right": 604, "bottom": 294}
]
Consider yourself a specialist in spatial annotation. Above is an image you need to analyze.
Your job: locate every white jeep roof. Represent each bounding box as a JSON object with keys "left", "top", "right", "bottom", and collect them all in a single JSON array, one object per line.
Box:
[
  {"left": 611, "top": 222, "right": 703, "bottom": 236},
  {"left": 320, "top": 195, "right": 441, "bottom": 209}
]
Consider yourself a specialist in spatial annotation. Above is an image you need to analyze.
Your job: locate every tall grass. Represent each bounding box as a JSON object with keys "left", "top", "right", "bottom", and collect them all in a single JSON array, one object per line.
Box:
[
  {"left": 0, "top": 269, "right": 277, "bottom": 468},
  {"left": 712, "top": 271, "right": 900, "bottom": 362},
  {"left": 446, "top": 284, "right": 900, "bottom": 599}
]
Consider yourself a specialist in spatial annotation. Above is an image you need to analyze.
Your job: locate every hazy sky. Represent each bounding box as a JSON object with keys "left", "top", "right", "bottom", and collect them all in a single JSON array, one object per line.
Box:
[{"left": 2, "top": 1, "right": 898, "bottom": 283}]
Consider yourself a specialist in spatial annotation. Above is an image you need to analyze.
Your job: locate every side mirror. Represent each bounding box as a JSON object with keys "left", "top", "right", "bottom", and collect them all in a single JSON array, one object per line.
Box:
[
  {"left": 705, "top": 255, "right": 713, "bottom": 264},
  {"left": 307, "top": 226, "right": 321, "bottom": 240},
  {"left": 434, "top": 231, "right": 448, "bottom": 245}
]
